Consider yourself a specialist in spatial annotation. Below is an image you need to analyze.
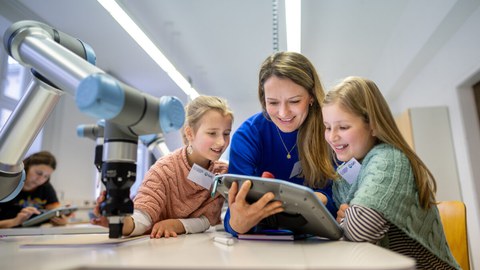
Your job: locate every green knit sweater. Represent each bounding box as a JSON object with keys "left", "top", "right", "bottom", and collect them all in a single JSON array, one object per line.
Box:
[{"left": 333, "top": 143, "right": 460, "bottom": 269}]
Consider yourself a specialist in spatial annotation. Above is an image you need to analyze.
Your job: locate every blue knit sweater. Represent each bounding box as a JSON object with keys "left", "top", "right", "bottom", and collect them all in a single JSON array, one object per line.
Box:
[{"left": 224, "top": 112, "right": 336, "bottom": 236}]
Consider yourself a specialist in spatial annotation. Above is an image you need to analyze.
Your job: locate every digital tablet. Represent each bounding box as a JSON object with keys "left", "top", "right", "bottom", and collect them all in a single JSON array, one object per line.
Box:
[
  {"left": 211, "top": 174, "right": 343, "bottom": 240},
  {"left": 22, "top": 206, "right": 78, "bottom": 227}
]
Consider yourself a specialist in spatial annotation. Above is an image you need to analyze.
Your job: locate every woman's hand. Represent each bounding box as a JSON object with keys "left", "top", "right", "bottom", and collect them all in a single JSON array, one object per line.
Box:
[
  {"left": 227, "top": 180, "right": 284, "bottom": 234},
  {"left": 314, "top": 192, "right": 328, "bottom": 205},
  {"left": 212, "top": 160, "right": 229, "bottom": 175},
  {"left": 336, "top": 203, "right": 349, "bottom": 223},
  {"left": 150, "top": 219, "right": 185, "bottom": 238}
]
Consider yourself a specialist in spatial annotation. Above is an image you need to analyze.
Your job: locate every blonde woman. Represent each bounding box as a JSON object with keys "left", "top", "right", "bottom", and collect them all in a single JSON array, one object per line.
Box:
[{"left": 225, "top": 51, "right": 336, "bottom": 236}]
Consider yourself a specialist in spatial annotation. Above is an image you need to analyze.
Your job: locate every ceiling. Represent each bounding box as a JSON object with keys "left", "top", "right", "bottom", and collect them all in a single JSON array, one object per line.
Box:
[{"left": 0, "top": 0, "right": 476, "bottom": 127}]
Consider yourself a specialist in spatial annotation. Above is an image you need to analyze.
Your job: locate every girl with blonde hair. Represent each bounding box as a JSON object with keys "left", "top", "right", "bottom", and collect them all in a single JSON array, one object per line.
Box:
[
  {"left": 93, "top": 95, "right": 234, "bottom": 238},
  {"left": 322, "top": 76, "right": 459, "bottom": 269}
]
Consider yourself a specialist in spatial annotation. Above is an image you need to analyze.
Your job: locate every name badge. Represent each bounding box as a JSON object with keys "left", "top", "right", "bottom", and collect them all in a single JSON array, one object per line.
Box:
[
  {"left": 187, "top": 163, "right": 215, "bottom": 190},
  {"left": 337, "top": 158, "right": 361, "bottom": 184}
]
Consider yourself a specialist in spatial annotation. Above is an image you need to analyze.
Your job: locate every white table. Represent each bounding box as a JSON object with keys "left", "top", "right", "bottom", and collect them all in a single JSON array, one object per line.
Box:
[
  {"left": 0, "top": 228, "right": 415, "bottom": 270},
  {"left": 0, "top": 223, "right": 108, "bottom": 236}
]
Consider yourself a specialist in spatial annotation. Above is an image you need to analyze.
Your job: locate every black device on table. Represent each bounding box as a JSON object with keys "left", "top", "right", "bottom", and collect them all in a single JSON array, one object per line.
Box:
[{"left": 211, "top": 174, "right": 343, "bottom": 240}]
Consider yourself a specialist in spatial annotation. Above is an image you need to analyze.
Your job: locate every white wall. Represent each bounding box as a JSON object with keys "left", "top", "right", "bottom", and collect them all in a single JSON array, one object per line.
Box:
[
  {"left": 408, "top": 106, "right": 462, "bottom": 202},
  {"left": 41, "top": 96, "right": 98, "bottom": 206},
  {"left": 390, "top": 6, "right": 480, "bottom": 269}
]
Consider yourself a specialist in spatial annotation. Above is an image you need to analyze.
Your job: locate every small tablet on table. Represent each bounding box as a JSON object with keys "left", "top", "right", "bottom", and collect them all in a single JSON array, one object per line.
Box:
[{"left": 22, "top": 206, "right": 77, "bottom": 227}]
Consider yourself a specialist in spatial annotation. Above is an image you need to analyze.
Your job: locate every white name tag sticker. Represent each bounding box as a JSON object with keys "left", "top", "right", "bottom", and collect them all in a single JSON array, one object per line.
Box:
[
  {"left": 337, "top": 158, "right": 361, "bottom": 184},
  {"left": 187, "top": 163, "right": 215, "bottom": 190}
]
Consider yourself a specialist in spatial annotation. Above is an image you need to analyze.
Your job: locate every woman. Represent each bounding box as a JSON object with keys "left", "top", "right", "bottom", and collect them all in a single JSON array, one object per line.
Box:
[
  {"left": 224, "top": 51, "right": 337, "bottom": 236},
  {"left": 0, "top": 151, "right": 67, "bottom": 228}
]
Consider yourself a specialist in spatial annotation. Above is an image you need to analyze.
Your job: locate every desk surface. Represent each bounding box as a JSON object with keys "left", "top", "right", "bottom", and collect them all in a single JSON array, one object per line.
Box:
[
  {"left": 0, "top": 223, "right": 108, "bottom": 236},
  {"left": 0, "top": 229, "right": 415, "bottom": 270}
]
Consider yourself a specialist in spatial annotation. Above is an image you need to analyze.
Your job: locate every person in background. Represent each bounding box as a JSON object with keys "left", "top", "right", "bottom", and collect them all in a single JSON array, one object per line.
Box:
[
  {"left": 322, "top": 76, "right": 459, "bottom": 269},
  {"left": 0, "top": 151, "right": 68, "bottom": 228},
  {"left": 224, "top": 51, "right": 337, "bottom": 236},
  {"left": 92, "top": 95, "right": 234, "bottom": 238}
]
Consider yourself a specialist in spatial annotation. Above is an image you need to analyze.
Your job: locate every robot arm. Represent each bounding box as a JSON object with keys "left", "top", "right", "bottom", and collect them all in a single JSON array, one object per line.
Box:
[
  {"left": 77, "top": 121, "right": 105, "bottom": 172},
  {"left": 1, "top": 20, "right": 185, "bottom": 238},
  {"left": 0, "top": 20, "right": 96, "bottom": 203},
  {"left": 139, "top": 133, "right": 171, "bottom": 159},
  {"left": 77, "top": 122, "right": 171, "bottom": 171}
]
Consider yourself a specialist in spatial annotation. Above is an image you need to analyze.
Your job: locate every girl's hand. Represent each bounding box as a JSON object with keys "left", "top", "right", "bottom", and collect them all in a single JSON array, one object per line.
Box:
[
  {"left": 336, "top": 203, "right": 349, "bottom": 223},
  {"left": 90, "top": 190, "right": 109, "bottom": 227},
  {"left": 14, "top": 207, "right": 41, "bottom": 226},
  {"left": 50, "top": 215, "right": 69, "bottom": 226},
  {"left": 212, "top": 160, "right": 229, "bottom": 175},
  {"left": 150, "top": 219, "right": 185, "bottom": 238},
  {"left": 90, "top": 191, "right": 134, "bottom": 236},
  {"left": 50, "top": 204, "right": 74, "bottom": 226},
  {"left": 227, "top": 180, "right": 284, "bottom": 234}
]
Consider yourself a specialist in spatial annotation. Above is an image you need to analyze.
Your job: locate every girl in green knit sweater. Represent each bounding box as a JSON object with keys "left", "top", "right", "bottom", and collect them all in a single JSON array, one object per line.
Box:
[{"left": 321, "top": 76, "right": 460, "bottom": 269}]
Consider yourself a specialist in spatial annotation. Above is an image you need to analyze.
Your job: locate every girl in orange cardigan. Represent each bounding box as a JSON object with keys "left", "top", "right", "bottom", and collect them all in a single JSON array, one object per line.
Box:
[{"left": 92, "top": 95, "right": 233, "bottom": 238}]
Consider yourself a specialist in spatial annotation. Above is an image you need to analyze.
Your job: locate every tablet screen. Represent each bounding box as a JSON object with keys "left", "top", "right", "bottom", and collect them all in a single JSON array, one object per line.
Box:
[
  {"left": 212, "top": 174, "right": 343, "bottom": 240},
  {"left": 21, "top": 206, "right": 77, "bottom": 227}
]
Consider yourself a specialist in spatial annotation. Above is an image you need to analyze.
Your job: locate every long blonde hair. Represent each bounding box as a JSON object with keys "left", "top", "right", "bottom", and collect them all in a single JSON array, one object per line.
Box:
[
  {"left": 323, "top": 76, "right": 437, "bottom": 209},
  {"left": 258, "top": 51, "right": 335, "bottom": 188}
]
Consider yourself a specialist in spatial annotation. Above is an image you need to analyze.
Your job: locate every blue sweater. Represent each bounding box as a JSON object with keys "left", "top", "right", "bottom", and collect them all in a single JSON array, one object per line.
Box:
[{"left": 224, "top": 112, "right": 336, "bottom": 236}]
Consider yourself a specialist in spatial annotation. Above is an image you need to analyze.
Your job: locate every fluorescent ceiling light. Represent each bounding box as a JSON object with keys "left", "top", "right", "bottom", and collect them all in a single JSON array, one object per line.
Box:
[
  {"left": 285, "top": 0, "right": 301, "bottom": 53},
  {"left": 97, "top": 0, "right": 199, "bottom": 100}
]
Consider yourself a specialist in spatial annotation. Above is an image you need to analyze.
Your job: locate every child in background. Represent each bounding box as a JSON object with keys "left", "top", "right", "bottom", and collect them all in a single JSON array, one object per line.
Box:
[
  {"left": 321, "top": 76, "right": 459, "bottom": 269},
  {"left": 0, "top": 151, "right": 69, "bottom": 228},
  {"left": 92, "top": 95, "right": 233, "bottom": 238}
]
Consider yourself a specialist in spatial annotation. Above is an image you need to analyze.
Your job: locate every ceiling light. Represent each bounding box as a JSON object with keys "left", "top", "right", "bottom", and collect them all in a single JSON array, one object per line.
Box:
[
  {"left": 97, "top": 0, "right": 199, "bottom": 100},
  {"left": 285, "top": 0, "right": 301, "bottom": 53}
]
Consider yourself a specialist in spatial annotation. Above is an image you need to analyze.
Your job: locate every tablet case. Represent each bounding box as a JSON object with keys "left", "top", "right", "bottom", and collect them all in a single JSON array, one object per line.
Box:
[
  {"left": 211, "top": 174, "right": 343, "bottom": 240},
  {"left": 22, "top": 206, "right": 78, "bottom": 227}
]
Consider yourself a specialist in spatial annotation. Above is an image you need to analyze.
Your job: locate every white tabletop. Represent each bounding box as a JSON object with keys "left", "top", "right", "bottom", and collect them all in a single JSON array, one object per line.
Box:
[
  {"left": 0, "top": 223, "right": 108, "bottom": 236},
  {"left": 0, "top": 229, "right": 415, "bottom": 270}
]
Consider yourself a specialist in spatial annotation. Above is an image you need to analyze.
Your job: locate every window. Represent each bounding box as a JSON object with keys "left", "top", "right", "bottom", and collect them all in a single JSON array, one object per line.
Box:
[
  {"left": 0, "top": 54, "right": 29, "bottom": 126},
  {"left": 0, "top": 49, "right": 42, "bottom": 154},
  {"left": 0, "top": 108, "right": 12, "bottom": 128},
  {"left": 4, "top": 57, "right": 26, "bottom": 100}
]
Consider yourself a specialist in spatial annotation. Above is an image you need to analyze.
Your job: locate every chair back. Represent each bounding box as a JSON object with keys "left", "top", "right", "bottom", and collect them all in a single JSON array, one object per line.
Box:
[{"left": 437, "top": 200, "right": 470, "bottom": 270}]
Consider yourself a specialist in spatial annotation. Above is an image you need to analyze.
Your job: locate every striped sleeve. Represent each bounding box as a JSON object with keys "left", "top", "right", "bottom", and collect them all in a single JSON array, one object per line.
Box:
[
  {"left": 341, "top": 204, "right": 389, "bottom": 243},
  {"left": 341, "top": 205, "right": 457, "bottom": 269}
]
